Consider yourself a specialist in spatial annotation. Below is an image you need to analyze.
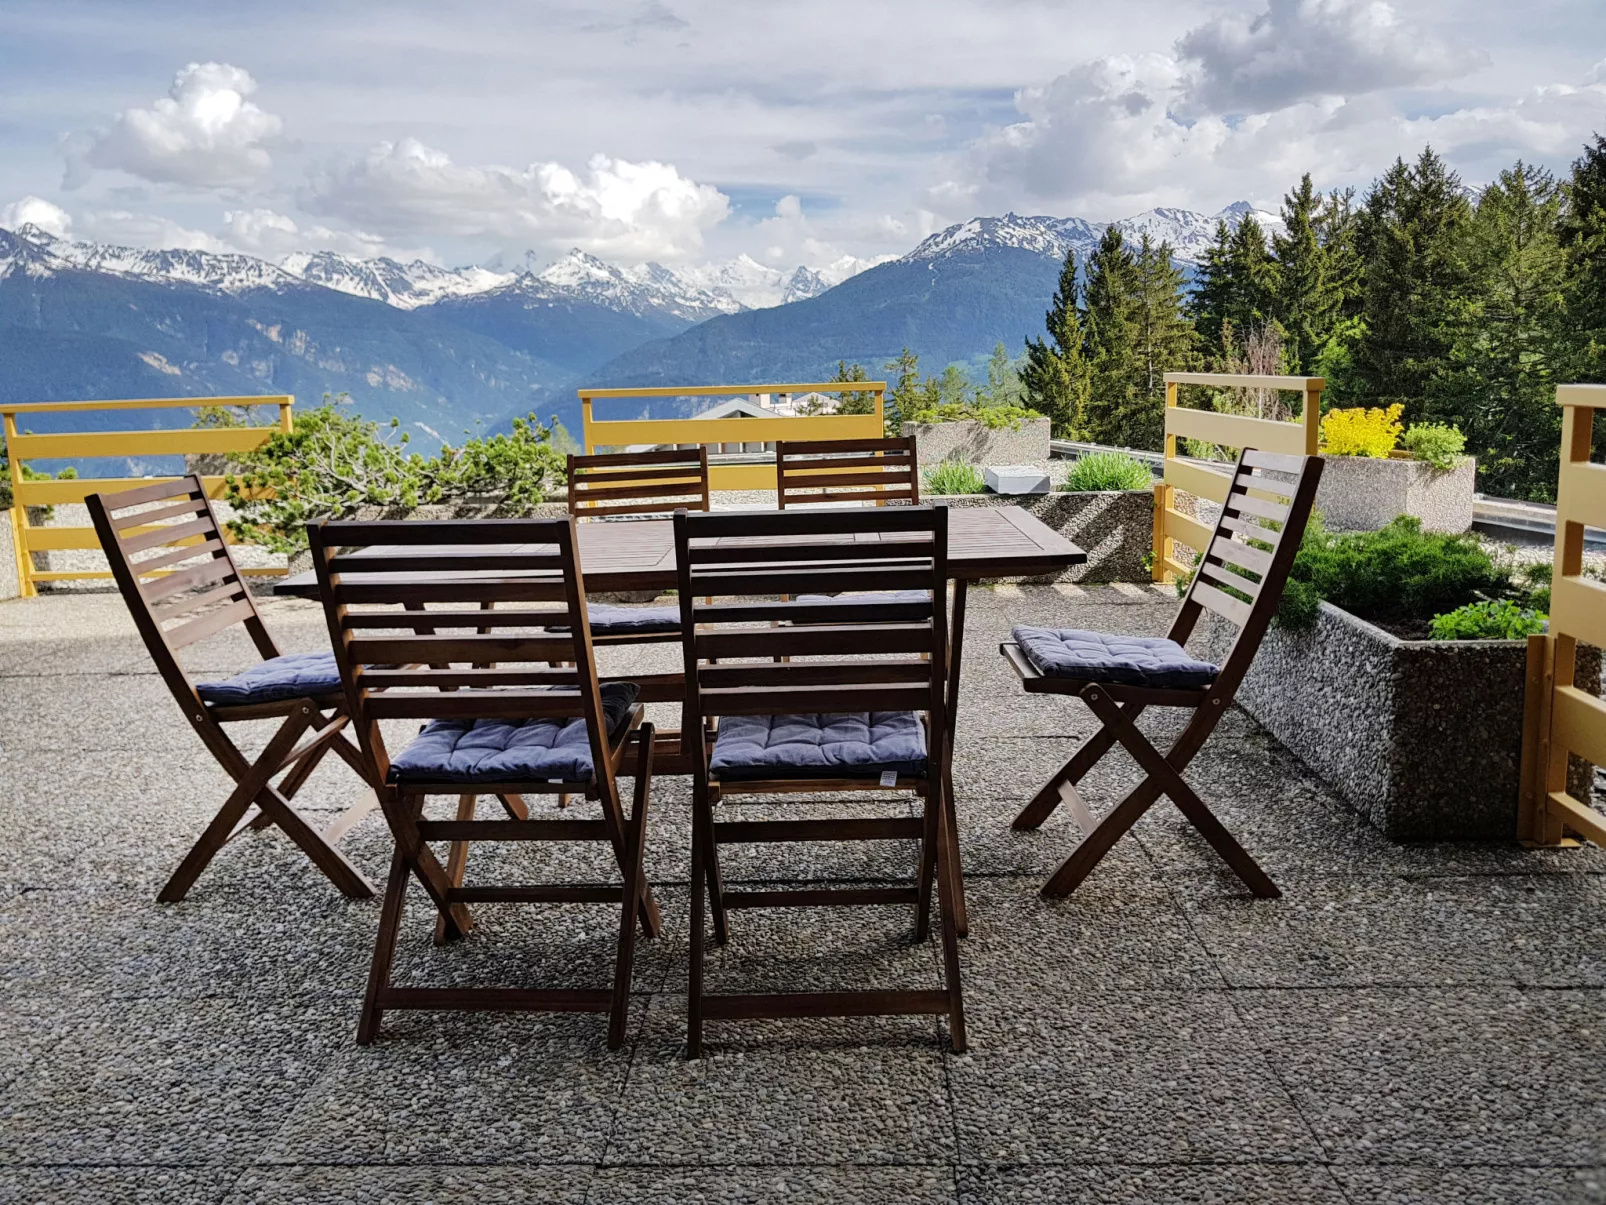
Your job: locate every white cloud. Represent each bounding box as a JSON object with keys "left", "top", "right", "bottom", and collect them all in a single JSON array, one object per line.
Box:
[
  {"left": 305, "top": 139, "right": 731, "bottom": 262},
  {"left": 1176, "top": 0, "right": 1483, "bottom": 116},
  {"left": 220, "top": 207, "right": 433, "bottom": 262},
  {"left": 73, "top": 209, "right": 228, "bottom": 252},
  {"left": 1, "top": 195, "right": 72, "bottom": 237},
  {"left": 64, "top": 62, "right": 283, "bottom": 190}
]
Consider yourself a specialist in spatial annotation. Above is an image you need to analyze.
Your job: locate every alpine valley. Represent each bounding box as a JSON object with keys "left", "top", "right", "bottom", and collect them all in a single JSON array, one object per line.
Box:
[{"left": 0, "top": 202, "right": 1274, "bottom": 447}]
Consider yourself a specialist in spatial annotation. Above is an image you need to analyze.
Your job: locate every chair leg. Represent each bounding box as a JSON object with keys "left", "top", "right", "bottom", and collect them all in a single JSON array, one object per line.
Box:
[
  {"left": 688, "top": 792, "right": 707, "bottom": 1060},
  {"left": 1082, "top": 689, "right": 1279, "bottom": 898},
  {"left": 251, "top": 783, "right": 376, "bottom": 900},
  {"left": 914, "top": 788, "right": 939, "bottom": 942},
  {"left": 434, "top": 793, "right": 478, "bottom": 945},
  {"left": 1011, "top": 704, "right": 1139, "bottom": 831},
  {"left": 693, "top": 779, "right": 728, "bottom": 945},
  {"left": 358, "top": 849, "right": 411, "bottom": 1045},
  {"left": 159, "top": 707, "right": 313, "bottom": 903},
  {"left": 609, "top": 726, "right": 654, "bottom": 1051},
  {"left": 496, "top": 794, "right": 530, "bottom": 820},
  {"left": 933, "top": 778, "right": 967, "bottom": 1053}
]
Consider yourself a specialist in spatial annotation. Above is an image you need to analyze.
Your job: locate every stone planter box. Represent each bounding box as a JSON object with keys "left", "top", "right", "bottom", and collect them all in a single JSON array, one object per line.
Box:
[
  {"left": 934, "top": 488, "right": 1152, "bottom": 582},
  {"left": 1198, "top": 603, "right": 1599, "bottom": 840},
  {"left": 1316, "top": 454, "right": 1475, "bottom": 533},
  {"left": 0, "top": 509, "right": 18, "bottom": 601},
  {"left": 902, "top": 419, "right": 1051, "bottom": 470}
]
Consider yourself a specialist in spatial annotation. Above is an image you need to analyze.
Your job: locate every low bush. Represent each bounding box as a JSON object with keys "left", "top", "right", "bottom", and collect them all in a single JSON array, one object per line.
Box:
[
  {"left": 905, "top": 401, "right": 1043, "bottom": 430},
  {"left": 1276, "top": 514, "right": 1510, "bottom": 633},
  {"left": 923, "top": 460, "right": 986, "bottom": 495},
  {"left": 1063, "top": 451, "right": 1152, "bottom": 492},
  {"left": 223, "top": 404, "right": 565, "bottom": 552},
  {"left": 1402, "top": 422, "right": 1467, "bottom": 470},
  {"left": 1429, "top": 599, "right": 1547, "bottom": 641},
  {"left": 1321, "top": 403, "right": 1403, "bottom": 458}
]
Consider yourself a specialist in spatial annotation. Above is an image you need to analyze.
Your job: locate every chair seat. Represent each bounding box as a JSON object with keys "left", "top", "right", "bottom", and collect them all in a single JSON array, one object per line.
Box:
[
  {"left": 569, "top": 604, "right": 682, "bottom": 636},
  {"left": 387, "top": 683, "right": 640, "bottom": 786},
  {"left": 195, "top": 651, "right": 342, "bottom": 706},
  {"left": 710, "top": 711, "right": 928, "bottom": 781},
  {"left": 1012, "top": 626, "right": 1219, "bottom": 690}
]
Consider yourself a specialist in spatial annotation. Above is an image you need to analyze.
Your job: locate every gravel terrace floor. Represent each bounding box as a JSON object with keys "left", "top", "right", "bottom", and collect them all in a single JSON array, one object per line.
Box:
[{"left": 1, "top": 585, "right": 1604, "bottom": 1205}]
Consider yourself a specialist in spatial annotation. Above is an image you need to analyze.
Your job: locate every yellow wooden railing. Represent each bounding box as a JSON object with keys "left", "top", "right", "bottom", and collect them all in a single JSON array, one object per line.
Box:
[
  {"left": 578, "top": 382, "right": 886, "bottom": 492},
  {"left": 1518, "top": 384, "right": 1606, "bottom": 846},
  {"left": 1152, "top": 372, "right": 1324, "bottom": 582},
  {"left": 2, "top": 395, "right": 293, "bottom": 597}
]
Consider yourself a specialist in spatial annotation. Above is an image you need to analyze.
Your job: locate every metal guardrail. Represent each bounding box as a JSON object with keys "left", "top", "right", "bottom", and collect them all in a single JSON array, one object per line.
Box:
[
  {"left": 2, "top": 395, "right": 293, "bottom": 596},
  {"left": 578, "top": 382, "right": 886, "bottom": 493}
]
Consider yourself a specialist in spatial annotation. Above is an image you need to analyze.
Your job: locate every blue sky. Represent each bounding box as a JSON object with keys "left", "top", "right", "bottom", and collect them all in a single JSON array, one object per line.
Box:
[{"left": 1, "top": 0, "right": 1602, "bottom": 270}]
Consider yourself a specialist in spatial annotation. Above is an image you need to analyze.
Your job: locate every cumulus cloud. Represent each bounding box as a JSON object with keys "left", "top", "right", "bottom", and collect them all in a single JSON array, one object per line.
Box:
[
  {"left": 1, "top": 196, "right": 73, "bottom": 237},
  {"left": 64, "top": 62, "right": 282, "bottom": 190},
  {"left": 220, "top": 208, "right": 432, "bottom": 261},
  {"left": 73, "top": 209, "right": 229, "bottom": 251},
  {"left": 1176, "top": 0, "right": 1483, "bottom": 116},
  {"left": 305, "top": 139, "right": 730, "bottom": 262}
]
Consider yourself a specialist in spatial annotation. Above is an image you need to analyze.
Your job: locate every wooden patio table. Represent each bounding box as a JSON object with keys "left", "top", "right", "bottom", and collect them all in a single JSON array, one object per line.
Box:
[{"left": 274, "top": 506, "right": 1086, "bottom": 932}]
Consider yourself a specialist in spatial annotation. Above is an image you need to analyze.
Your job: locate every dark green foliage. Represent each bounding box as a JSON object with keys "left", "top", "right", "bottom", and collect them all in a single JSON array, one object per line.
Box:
[
  {"left": 1020, "top": 248, "right": 1092, "bottom": 436},
  {"left": 1428, "top": 599, "right": 1547, "bottom": 641},
  {"left": 1189, "top": 221, "right": 1235, "bottom": 354},
  {"left": 1272, "top": 174, "right": 1344, "bottom": 374},
  {"left": 1276, "top": 514, "right": 1510, "bottom": 632},
  {"left": 883, "top": 347, "right": 921, "bottom": 435}
]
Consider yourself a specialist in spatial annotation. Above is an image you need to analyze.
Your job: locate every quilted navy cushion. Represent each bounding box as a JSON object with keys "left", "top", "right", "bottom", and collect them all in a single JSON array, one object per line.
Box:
[
  {"left": 550, "top": 604, "right": 681, "bottom": 635},
  {"left": 388, "top": 682, "right": 641, "bottom": 785},
  {"left": 195, "top": 651, "right": 342, "bottom": 706},
  {"left": 1012, "top": 626, "right": 1219, "bottom": 690},
  {"left": 710, "top": 711, "right": 927, "bottom": 781}
]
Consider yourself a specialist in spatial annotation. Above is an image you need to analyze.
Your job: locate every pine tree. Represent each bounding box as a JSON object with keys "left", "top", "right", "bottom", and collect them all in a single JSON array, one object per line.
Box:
[
  {"left": 881, "top": 347, "right": 921, "bottom": 435},
  {"left": 1272, "top": 173, "right": 1340, "bottom": 373},
  {"left": 1346, "top": 148, "right": 1474, "bottom": 419},
  {"left": 1188, "top": 220, "right": 1235, "bottom": 354},
  {"left": 1082, "top": 226, "right": 1142, "bottom": 446},
  {"left": 1123, "top": 235, "right": 1198, "bottom": 449},
  {"left": 1439, "top": 162, "right": 1570, "bottom": 499},
  {"left": 1225, "top": 214, "right": 1278, "bottom": 335},
  {"left": 980, "top": 342, "right": 1025, "bottom": 408},
  {"left": 1020, "top": 247, "right": 1092, "bottom": 436},
  {"left": 830, "top": 360, "right": 875, "bottom": 415},
  {"left": 1559, "top": 132, "right": 1606, "bottom": 387}
]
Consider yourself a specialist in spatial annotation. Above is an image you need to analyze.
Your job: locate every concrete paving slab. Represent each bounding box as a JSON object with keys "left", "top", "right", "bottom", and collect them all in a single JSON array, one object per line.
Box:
[
  {"left": 0, "top": 1167, "right": 237, "bottom": 1205},
  {"left": 221, "top": 1165, "right": 591, "bottom": 1205},
  {"left": 589, "top": 1164, "right": 959, "bottom": 1204},
  {"left": 1328, "top": 1165, "right": 1604, "bottom": 1204},
  {"left": 956, "top": 1163, "right": 1350, "bottom": 1204}
]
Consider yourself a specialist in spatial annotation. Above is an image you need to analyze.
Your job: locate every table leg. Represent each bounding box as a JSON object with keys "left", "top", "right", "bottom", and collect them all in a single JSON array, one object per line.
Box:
[{"left": 944, "top": 580, "right": 970, "bottom": 938}]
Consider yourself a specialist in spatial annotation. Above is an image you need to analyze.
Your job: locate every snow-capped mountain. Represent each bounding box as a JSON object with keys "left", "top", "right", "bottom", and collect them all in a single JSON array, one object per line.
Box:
[
  {"left": 675, "top": 253, "right": 888, "bottom": 310},
  {"left": 903, "top": 203, "right": 1282, "bottom": 268},
  {"left": 529, "top": 249, "right": 738, "bottom": 323},
  {"left": 278, "top": 251, "right": 512, "bottom": 309}
]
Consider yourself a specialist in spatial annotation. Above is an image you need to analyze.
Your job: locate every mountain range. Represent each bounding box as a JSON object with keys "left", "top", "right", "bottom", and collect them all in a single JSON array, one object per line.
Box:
[{"left": 0, "top": 202, "right": 1274, "bottom": 453}]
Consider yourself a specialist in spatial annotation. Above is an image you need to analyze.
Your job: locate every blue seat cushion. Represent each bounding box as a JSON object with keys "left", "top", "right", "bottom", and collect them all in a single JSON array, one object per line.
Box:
[
  {"left": 710, "top": 711, "right": 927, "bottom": 781},
  {"left": 388, "top": 682, "right": 641, "bottom": 786},
  {"left": 1012, "top": 626, "right": 1219, "bottom": 690},
  {"left": 196, "top": 651, "right": 342, "bottom": 706},
  {"left": 553, "top": 604, "right": 681, "bottom": 636}
]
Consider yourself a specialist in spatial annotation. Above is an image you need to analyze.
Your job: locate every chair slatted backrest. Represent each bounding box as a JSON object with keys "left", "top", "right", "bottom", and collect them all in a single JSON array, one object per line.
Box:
[
  {"left": 307, "top": 518, "right": 620, "bottom": 789},
  {"left": 87, "top": 475, "right": 278, "bottom": 706},
  {"left": 774, "top": 437, "right": 920, "bottom": 508},
  {"left": 673, "top": 506, "right": 949, "bottom": 771},
  {"left": 1167, "top": 449, "right": 1323, "bottom": 695},
  {"left": 568, "top": 447, "right": 711, "bottom": 519}
]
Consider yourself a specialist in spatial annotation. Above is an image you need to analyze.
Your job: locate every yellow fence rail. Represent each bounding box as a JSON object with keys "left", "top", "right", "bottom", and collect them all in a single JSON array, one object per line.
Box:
[
  {"left": 578, "top": 382, "right": 886, "bottom": 493},
  {"left": 1519, "top": 383, "right": 1606, "bottom": 846},
  {"left": 1152, "top": 372, "right": 1324, "bottom": 582},
  {"left": 2, "top": 395, "right": 293, "bottom": 597}
]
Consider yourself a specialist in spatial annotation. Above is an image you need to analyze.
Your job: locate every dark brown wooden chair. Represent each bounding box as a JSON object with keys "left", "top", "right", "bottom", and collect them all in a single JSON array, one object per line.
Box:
[
  {"left": 775, "top": 436, "right": 919, "bottom": 508},
  {"left": 86, "top": 476, "right": 377, "bottom": 903},
  {"left": 1003, "top": 450, "right": 1323, "bottom": 898},
  {"left": 307, "top": 516, "right": 660, "bottom": 1049},
  {"left": 673, "top": 504, "right": 965, "bottom": 1057}
]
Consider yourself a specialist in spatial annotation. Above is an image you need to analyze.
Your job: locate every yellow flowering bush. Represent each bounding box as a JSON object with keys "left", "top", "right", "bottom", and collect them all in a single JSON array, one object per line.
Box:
[{"left": 1321, "top": 404, "right": 1404, "bottom": 458}]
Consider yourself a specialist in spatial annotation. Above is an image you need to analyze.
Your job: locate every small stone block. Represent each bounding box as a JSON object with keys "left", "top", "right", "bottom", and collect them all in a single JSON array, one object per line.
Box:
[{"left": 983, "top": 465, "right": 1050, "bottom": 495}]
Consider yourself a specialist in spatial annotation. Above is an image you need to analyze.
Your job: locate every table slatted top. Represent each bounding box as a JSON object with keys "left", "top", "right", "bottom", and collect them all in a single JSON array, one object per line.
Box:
[{"left": 272, "top": 506, "right": 1085, "bottom": 598}]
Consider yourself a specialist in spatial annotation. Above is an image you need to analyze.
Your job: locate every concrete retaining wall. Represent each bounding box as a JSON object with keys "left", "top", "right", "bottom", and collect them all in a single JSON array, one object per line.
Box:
[
  {"left": 1197, "top": 603, "right": 1599, "bottom": 840},
  {"left": 0, "top": 509, "right": 18, "bottom": 602},
  {"left": 1316, "top": 455, "right": 1475, "bottom": 533},
  {"left": 903, "top": 419, "right": 1052, "bottom": 470}
]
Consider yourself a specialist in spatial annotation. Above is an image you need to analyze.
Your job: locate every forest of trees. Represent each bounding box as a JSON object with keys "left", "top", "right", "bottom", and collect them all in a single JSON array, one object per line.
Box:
[{"left": 1018, "top": 134, "right": 1606, "bottom": 502}]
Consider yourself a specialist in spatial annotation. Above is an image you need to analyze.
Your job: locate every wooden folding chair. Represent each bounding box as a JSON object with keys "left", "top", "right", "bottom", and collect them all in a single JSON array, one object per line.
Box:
[
  {"left": 86, "top": 476, "right": 377, "bottom": 903},
  {"left": 673, "top": 504, "right": 965, "bottom": 1057},
  {"left": 308, "top": 517, "right": 660, "bottom": 1049},
  {"left": 1003, "top": 450, "right": 1324, "bottom": 899},
  {"left": 775, "top": 436, "right": 919, "bottom": 508}
]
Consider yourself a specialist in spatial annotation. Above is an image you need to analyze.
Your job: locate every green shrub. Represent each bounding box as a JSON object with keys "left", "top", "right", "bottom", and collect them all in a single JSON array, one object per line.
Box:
[
  {"left": 223, "top": 405, "right": 565, "bottom": 552},
  {"left": 1063, "top": 452, "right": 1152, "bottom": 492},
  {"left": 1402, "top": 422, "right": 1467, "bottom": 471},
  {"left": 923, "top": 460, "right": 986, "bottom": 496},
  {"left": 905, "top": 402, "right": 1044, "bottom": 430},
  {"left": 1517, "top": 561, "right": 1552, "bottom": 613},
  {"left": 1428, "top": 599, "right": 1547, "bottom": 641},
  {"left": 1275, "top": 514, "right": 1510, "bottom": 631}
]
